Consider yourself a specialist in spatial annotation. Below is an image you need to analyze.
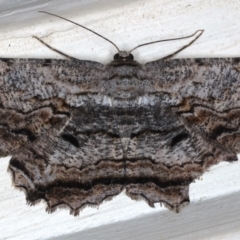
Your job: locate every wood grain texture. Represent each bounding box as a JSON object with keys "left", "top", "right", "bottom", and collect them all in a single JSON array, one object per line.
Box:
[{"left": 0, "top": 55, "right": 239, "bottom": 215}]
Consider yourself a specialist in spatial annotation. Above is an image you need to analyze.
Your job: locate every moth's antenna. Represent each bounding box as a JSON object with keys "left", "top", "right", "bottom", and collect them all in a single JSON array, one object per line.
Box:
[
  {"left": 39, "top": 11, "right": 120, "bottom": 53},
  {"left": 129, "top": 30, "right": 204, "bottom": 53}
]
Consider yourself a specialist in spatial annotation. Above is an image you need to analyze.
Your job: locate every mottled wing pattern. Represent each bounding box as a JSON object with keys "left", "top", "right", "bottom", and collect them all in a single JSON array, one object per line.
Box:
[
  {"left": 0, "top": 58, "right": 107, "bottom": 214},
  {"left": 140, "top": 58, "right": 240, "bottom": 209},
  {"left": 1, "top": 57, "right": 240, "bottom": 215}
]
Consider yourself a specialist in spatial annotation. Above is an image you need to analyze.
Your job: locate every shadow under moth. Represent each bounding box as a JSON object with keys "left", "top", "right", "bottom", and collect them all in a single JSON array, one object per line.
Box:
[{"left": 1, "top": 12, "right": 239, "bottom": 216}]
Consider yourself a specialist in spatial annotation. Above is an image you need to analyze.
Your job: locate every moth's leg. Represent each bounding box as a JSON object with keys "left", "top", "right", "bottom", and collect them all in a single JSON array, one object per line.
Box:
[
  {"left": 33, "top": 35, "right": 79, "bottom": 60},
  {"left": 161, "top": 30, "right": 204, "bottom": 60}
]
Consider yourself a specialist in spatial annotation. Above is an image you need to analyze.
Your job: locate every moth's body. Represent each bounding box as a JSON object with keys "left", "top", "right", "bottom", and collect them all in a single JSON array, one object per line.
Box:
[{"left": 1, "top": 56, "right": 240, "bottom": 215}]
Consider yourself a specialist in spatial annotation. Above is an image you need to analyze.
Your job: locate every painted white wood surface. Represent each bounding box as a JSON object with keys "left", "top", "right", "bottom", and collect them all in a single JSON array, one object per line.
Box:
[{"left": 0, "top": 0, "right": 240, "bottom": 239}]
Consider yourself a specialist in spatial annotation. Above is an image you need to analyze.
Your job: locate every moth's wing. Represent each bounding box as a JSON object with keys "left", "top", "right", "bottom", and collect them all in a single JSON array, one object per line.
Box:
[
  {"left": 0, "top": 58, "right": 104, "bottom": 156},
  {"left": 125, "top": 58, "right": 240, "bottom": 211},
  {"left": 1, "top": 58, "right": 124, "bottom": 215}
]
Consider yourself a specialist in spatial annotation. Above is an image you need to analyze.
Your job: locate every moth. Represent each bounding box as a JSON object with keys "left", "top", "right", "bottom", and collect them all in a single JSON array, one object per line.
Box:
[{"left": 1, "top": 11, "right": 239, "bottom": 216}]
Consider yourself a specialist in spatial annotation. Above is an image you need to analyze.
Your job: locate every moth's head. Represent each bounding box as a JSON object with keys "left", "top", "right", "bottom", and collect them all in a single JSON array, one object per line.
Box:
[
  {"left": 110, "top": 51, "right": 138, "bottom": 66},
  {"left": 113, "top": 51, "right": 134, "bottom": 61}
]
